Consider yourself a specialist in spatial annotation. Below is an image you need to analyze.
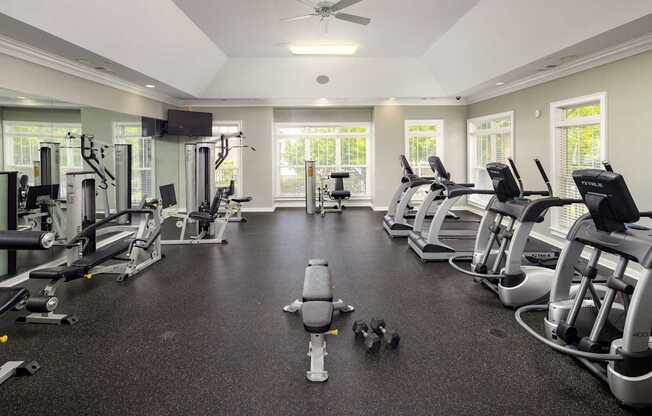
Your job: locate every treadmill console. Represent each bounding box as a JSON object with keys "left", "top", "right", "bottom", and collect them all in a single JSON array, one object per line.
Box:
[
  {"left": 399, "top": 155, "right": 415, "bottom": 176},
  {"left": 428, "top": 156, "right": 450, "bottom": 181},
  {"left": 572, "top": 169, "right": 639, "bottom": 232},
  {"left": 486, "top": 163, "right": 520, "bottom": 202}
]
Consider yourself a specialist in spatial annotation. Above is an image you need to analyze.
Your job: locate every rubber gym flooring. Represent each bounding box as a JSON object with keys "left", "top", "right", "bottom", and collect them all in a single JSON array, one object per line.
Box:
[{"left": 0, "top": 208, "right": 644, "bottom": 415}]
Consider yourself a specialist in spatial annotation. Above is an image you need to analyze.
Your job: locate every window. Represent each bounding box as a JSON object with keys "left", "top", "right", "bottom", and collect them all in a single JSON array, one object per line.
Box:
[
  {"left": 113, "top": 122, "right": 155, "bottom": 206},
  {"left": 3, "top": 121, "right": 83, "bottom": 193},
  {"left": 275, "top": 123, "right": 371, "bottom": 198},
  {"left": 550, "top": 93, "right": 606, "bottom": 234},
  {"left": 405, "top": 120, "right": 443, "bottom": 200},
  {"left": 467, "top": 112, "right": 514, "bottom": 207},
  {"left": 405, "top": 120, "right": 444, "bottom": 177},
  {"left": 213, "top": 122, "right": 242, "bottom": 193}
]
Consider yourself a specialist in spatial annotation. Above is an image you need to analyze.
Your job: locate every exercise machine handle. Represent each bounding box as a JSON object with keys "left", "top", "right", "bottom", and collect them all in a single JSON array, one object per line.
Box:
[
  {"left": 602, "top": 160, "right": 614, "bottom": 172},
  {"left": 508, "top": 158, "right": 525, "bottom": 193},
  {"left": 534, "top": 158, "right": 553, "bottom": 196}
]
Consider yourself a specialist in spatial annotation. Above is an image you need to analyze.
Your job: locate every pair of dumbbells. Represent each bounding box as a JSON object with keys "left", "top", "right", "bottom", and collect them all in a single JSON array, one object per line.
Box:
[{"left": 352, "top": 318, "right": 400, "bottom": 353}]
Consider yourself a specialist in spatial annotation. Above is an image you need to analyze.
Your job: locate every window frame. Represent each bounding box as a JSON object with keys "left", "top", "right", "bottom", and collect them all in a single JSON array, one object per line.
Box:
[
  {"left": 404, "top": 119, "right": 445, "bottom": 177},
  {"left": 466, "top": 111, "right": 515, "bottom": 207},
  {"left": 2, "top": 120, "right": 83, "bottom": 183},
  {"left": 112, "top": 121, "right": 156, "bottom": 205},
  {"left": 549, "top": 92, "right": 607, "bottom": 237},
  {"left": 273, "top": 122, "right": 372, "bottom": 199},
  {"left": 212, "top": 121, "right": 244, "bottom": 194}
]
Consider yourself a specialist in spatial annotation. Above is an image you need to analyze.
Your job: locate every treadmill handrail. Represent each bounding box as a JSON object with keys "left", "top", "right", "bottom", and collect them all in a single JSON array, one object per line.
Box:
[
  {"left": 519, "top": 197, "right": 583, "bottom": 223},
  {"left": 446, "top": 187, "right": 495, "bottom": 199}
]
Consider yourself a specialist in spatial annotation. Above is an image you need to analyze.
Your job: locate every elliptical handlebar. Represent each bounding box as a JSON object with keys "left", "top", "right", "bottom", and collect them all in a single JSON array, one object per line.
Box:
[
  {"left": 507, "top": 158, "right": 525, "bottom": 194},
  {"left": 534, "top": 158, "right": 553, "bottom": 197}
]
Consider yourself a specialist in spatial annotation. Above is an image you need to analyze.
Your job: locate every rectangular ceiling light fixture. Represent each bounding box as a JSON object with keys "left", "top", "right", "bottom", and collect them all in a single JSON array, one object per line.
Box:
[{"left": 290, "top": 44, "right": 358, "bottom": 56}]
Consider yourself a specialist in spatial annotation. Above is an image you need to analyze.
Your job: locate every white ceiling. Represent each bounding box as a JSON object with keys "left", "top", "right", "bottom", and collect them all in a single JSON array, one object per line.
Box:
[
  {"left": 0, "top": 0, "right": 651, "bottom": 104},
  {"left": 172, "top": 0, "right": 480, "bottom": 58}
]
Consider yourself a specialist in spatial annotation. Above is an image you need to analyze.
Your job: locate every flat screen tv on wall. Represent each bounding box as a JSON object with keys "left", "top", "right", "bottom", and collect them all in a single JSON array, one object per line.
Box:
[{"left": 167, "top": 110, "right": 212, "bottom": 137}]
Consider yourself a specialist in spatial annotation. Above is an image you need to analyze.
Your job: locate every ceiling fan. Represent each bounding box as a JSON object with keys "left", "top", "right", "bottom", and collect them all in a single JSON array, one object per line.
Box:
[{"left": 281, "top": 0, "right": 371, "bottom": 27}]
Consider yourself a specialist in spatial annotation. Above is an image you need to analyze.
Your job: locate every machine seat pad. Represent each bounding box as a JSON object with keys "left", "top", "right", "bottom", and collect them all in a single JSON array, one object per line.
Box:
[
  {"left": 302, "top": 301, "right": 334, "bottom": 333},
  {"left": 0, "top": 287, "right": 29, "bottom": 315},
  {"left": 189, "top": 211, "right": 216, "bottom": 222},
  {"left": 74, "top": 239, "right": 133, "bottom": 268},
  {"left": 308, "top": 259, "right": 328, "bottom": 266},
  {"left": 330, "top": 172, "right": 350, "bottom": 179},
  {"left": 231, "top": 196, "right": 253, "bottom": 203},
  {"left": 29, "top": 265, "right": 87, "bottom": 282},
  {"left": 302, "top": 266, "right": 333, "bottom": 302},
  {"left": 330, "top": 190, "right": 351, "bottom": 199}
]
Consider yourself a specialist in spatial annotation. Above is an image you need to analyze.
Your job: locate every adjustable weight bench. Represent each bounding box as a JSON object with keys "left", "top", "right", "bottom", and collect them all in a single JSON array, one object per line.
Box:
[
  {"left": 283, "top": 259, "right": 354, "bottom": 382},
  {"left": 0, "top": 287, "right": 40, "bottom": 385}
]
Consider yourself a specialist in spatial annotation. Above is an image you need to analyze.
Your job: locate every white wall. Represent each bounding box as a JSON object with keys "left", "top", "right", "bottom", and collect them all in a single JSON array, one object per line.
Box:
[
  {"left": 0, "top": 52, "right": 169, "bottom": 119},
  {"left": 372, "top": 105, "right": 468, "bottom": 208}
]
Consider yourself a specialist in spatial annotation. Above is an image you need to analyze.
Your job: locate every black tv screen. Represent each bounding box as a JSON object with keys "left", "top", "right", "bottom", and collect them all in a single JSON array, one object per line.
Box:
[
  {"left": 167, "top": 110, "right": 212, "bottom": 137},
  {"left": 141, "top": 117, "right": 166, "bottom": 137}
]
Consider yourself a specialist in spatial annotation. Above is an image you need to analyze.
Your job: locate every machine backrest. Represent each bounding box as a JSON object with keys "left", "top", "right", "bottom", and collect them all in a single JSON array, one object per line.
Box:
[
  {"left": 428, "top": 156, "right": 450, "bottom": 181},
  {"left": 399, "top": 155, "right": 415, "bottom": 176},
  {"left": 486, "top": 163, "right": 521, "bottom": 202},
  {"left": 572, "top": 169, "right": 639, "bottom": 233},
  {"left": 209, "top": 189, "right": 224, "bottom": 215},
  {"left": 330, "top": 172, "right": 349, "bottom": 191},
  {"left": 159, "top": 184, "right": 177, "bottom": 209}
]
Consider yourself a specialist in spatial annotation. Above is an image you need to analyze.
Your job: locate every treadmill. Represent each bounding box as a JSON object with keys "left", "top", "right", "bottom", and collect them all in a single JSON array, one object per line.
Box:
[
  {"left": 383, "top": 155, "right": 436, "bottom": 237},
  {"left": 409, "top": 159, "right": 495, "bottom": 260}
]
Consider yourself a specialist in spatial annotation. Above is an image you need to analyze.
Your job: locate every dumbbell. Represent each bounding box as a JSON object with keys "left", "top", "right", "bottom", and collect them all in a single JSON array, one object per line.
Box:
[
  {"left": 352, "top": 320, "right": 381, "bottom": 353},
  {"left": 370, "top": 317, "right": 400, "bottom": 349}
]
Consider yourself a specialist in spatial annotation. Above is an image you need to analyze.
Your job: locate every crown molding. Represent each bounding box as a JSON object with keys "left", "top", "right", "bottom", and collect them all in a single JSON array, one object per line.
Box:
[
  {"left": 466, "top": 33, "right": 652, "bottom": 105},
  {"left": 177, "top": 96, "right": 466, "bottom": 108},
  {"left": 0, "top": 34, "right": 179, "bottom": 105}
]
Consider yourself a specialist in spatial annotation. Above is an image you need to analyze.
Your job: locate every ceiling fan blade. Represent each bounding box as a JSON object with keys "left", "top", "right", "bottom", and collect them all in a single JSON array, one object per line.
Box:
[
  {"left": 334, "top": 12, "right": 371, "bottom": 25},
  {"left": 281, "top": 14, "right": 316, "bottom": 22},
  {"left": 330, "top": 0, "right": 364, "bottom": 12}
]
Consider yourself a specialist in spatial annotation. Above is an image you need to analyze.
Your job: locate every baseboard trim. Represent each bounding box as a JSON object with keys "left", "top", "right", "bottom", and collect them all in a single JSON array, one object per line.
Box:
[{"left": 242, "top": 207, "right": 275, "bottom": 213}]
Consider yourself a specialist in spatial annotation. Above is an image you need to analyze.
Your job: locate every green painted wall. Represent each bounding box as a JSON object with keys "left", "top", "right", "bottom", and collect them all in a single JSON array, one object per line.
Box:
[{"left": 468, "top": 50, "right": 652, "bottom": 241}]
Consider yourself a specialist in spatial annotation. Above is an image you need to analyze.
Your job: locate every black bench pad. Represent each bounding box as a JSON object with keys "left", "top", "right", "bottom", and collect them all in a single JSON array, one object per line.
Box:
[
  {"left": 302, "top": 301, "right": 333, "bottom": 333},
  {"left": 231, "top": 196, "right": 252, "bottom": 203},
  {"left": 30, "top": 265, "right": 88, "bottom": 282},
  {"left": 30, "top": 239, "right": 133, "bottom": 281},
  {"left": 302, "top": 266, "right": 333, "bottom": 302},
  {"left": 0, "top": 287, "right": 29, "bottom": 315}
]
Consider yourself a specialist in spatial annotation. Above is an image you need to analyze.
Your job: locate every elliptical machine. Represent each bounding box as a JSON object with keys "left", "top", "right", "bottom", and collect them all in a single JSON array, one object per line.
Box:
[
  {"left": 516, "top": 166, "right": 652, "bottom": 407},
  {"left": 449, "top": 158, "right": 577, "bottom": 307}
]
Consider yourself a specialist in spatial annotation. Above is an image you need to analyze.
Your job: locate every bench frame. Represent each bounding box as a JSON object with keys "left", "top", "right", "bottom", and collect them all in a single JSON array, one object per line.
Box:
[{"left": 283, "top": 259, "right": 354, "bottom": 382}]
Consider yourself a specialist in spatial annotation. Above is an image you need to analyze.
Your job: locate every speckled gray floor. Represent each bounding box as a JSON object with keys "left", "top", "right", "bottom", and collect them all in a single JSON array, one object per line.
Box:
[{"left": 0, "top": 208, "right": 644, "bottom": 415}]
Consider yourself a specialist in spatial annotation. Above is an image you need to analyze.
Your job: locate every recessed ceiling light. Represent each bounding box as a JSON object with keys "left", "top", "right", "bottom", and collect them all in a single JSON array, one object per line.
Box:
[
  {"left": 290, "top": 44, "right": 358, "bottom": 56},
  {"left": 495, "top": 82, "right": 505, "bottom": 86},
  {"left": 145, "top": 84, "right": 156, "bottom": 88}
]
